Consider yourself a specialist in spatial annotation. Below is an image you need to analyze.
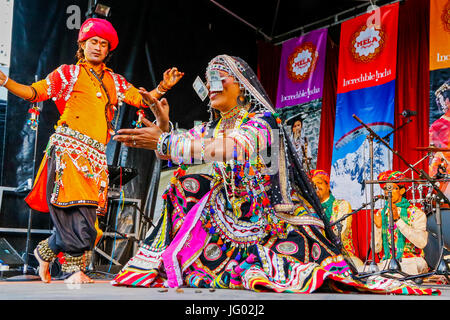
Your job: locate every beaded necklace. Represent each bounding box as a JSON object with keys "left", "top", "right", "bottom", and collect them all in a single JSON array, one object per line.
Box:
[{"left": 81, "top": 64, "right": 118, "bottom": 137}]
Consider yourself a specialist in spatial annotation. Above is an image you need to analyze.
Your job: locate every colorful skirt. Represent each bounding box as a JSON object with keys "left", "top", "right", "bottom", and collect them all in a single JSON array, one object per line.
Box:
[
  {"left": 25, "top": 126, "right": 108, "bottom": 215},
  {"left": 111, "top": 174, "right": 439, "bottom": 295}
]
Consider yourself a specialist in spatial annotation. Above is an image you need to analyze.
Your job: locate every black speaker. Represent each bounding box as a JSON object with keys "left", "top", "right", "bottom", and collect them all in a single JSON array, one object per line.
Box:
[{"left": 0, "top": 238, "right": 24, "bottom": 267}]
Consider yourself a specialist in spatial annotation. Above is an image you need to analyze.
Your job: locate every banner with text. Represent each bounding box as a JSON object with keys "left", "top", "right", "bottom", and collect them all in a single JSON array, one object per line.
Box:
[
  {"left": 429, "top": 0, "right": 450, "bottom": 185},
  {"left": 276, "top": 28, "right": 327, "bottom": 108},
  {"left": 330, "top": 3, "right": 399, "bottom": 208}
]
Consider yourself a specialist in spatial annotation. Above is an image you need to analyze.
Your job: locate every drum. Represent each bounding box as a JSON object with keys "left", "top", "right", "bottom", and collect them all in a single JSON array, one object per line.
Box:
[{"left": 423, "top": 208, "right": 450, "bottom": 269}]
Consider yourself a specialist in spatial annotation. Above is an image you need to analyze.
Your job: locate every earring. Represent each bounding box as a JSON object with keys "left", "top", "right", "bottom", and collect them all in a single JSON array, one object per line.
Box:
[{"left": 236, "top": 94, "right": 248, "bottom": 107}]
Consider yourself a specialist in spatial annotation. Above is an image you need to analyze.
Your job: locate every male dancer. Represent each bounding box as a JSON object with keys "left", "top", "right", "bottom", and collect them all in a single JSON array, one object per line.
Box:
[{"left": 0, "top": 18, "right": 183, "bottom": 284}]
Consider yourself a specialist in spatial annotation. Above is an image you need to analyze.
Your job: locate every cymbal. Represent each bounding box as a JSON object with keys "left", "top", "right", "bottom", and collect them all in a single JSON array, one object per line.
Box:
[{"left": 414, "top": 146, "right": 450, "bottom": 152}]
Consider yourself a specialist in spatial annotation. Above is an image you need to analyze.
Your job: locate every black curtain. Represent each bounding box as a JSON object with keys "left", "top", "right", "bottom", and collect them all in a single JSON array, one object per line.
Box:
[{"left": 0, "top": 0, "right": 261, "bottom": 260}]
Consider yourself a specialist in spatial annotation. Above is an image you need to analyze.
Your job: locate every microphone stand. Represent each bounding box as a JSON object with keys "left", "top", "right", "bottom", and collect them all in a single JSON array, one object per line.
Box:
[
  {"left": 382, "top": 118, "right": 412, "bottom": 169},
  {"left": 384, "top": 185, "right": 407, "bottom": 275},
  {"left": 6, "top": 94, "right": 42, "bottom": 281},
  {"left": 381, "top": 118, "right": 412, "bottom": 141}
]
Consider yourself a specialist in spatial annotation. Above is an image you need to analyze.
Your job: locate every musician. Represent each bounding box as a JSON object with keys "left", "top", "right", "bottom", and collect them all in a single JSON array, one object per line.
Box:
[
  {"left": 310, "top": 169, "right": 365, "bottom": 271},
  {"left": 374, "top": 170, "right": 429, "bottom": 275},
  {"left": 0, "top": 18, "right": 183, "bottom": 284}
]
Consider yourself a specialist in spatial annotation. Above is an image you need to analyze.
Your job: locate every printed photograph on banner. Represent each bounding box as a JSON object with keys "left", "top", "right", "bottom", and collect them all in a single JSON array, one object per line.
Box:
[
  {"left": 429, "top": 69, "right": 450, "bottom": 201},
  {"left": 276, "top": 28, "right": 327, "bottom": 109},
  {"left": 278, "top": 99, "right": 322, "bottom": 171}
]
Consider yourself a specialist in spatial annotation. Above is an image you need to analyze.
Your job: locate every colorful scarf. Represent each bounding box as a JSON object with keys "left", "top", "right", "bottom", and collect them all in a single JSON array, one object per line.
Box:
[
  {"left": 321, "top": 194, "right": 335, "bottom": 222},
  {"left": 380, "top": 197, "right": 410, "bottom": 260}
]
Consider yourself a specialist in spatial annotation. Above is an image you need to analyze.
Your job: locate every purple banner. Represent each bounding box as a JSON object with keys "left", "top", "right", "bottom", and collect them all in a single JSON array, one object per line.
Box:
[{"left": 276, "top": 28, "right": 328, "bottom": 108}]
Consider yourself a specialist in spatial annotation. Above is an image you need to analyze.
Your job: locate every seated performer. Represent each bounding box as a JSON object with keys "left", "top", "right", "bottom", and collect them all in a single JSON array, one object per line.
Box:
[
  {"left": 374, "top": 170, "right": 429, "bottom": 275},
  {"left": 0, "top": 18, "right": 183, "bottom": 284},
  {"left": 310, "top": 169, "right": 365, "bottom": 272},
  {"left": 109, "top": 54, "right": 437, "bottom": 295}
]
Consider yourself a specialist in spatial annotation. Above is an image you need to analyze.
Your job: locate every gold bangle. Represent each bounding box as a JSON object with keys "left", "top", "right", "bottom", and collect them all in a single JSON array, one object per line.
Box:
[
  {"left": 159, "top": 81, "right": 170, "bottom": 91},
  {"left": 156, "top": 85, "right": 166, "bottom": 96}
]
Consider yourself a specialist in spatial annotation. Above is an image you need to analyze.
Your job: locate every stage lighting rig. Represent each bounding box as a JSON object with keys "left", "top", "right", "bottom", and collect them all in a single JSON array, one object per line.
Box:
[{"left": 86, "top": 2, "right": 111, "bottom": 19}]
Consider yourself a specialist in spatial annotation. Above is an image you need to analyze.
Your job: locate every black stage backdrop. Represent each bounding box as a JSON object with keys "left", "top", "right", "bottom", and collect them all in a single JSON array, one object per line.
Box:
[{"left": 0, "top": 0, "right": 260, "bottom": 262}]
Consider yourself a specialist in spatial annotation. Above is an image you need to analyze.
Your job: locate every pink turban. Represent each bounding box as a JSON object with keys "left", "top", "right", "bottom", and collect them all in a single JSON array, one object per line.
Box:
[{"left": 78, "top": 18, "right": 119, "bottom": 51}]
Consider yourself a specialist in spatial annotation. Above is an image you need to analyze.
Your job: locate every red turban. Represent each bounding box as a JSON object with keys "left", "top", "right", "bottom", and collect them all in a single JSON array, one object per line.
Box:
[
  {"left": 377, "top": 170, "right": 406, "bottom": 189},
  {"left": 310, "top": 169, "right": 330, "bottom": 184},
  {"left": 78, "top": 18, "right": 119, "bottom": 51}
]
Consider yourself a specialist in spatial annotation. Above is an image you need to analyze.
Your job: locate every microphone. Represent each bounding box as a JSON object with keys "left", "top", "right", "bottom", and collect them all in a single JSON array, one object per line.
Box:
[{"left": 401, "top": 109, "right": 417, "bottom": 117}]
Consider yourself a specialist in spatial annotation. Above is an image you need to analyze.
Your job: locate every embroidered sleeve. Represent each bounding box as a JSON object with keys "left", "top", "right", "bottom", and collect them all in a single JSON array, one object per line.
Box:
[
  {"left": 110, "top": 73, "right": 145, "bottom": 108},
  {"left": 374, "top": 209, "right": 383, "bottom": 254},
  {"left": 30, "top": 64, "right": 80, "bottom": 103},
  {"left": 335, "top": 200, "right": 352, "bottom": 237}
]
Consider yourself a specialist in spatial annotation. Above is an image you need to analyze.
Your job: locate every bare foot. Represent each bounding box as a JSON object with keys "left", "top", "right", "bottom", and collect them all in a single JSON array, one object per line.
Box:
[
  {"left": 64, "top": 271, "right": 94, "bottom": 284},
  {"left": 33, "top": 248, "right": 51, "bottom": 283}
]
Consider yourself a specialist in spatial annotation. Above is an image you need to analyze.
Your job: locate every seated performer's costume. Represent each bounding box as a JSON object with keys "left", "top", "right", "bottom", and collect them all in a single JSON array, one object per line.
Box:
[
  {"left": 112, "top": 55, "right": 437, "bottom": 295},
  {"left": 25, "top": 18, "right": 149, "bottom": 276},
  {"left": 310, "top": 170, "right": 364, "bottom": 272},
  {"left": 375, "top": 171, "right": 429, "bottom": 275}
]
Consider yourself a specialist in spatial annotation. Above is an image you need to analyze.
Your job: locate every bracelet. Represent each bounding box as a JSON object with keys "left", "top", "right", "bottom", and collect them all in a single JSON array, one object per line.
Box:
[
  {"left": 183, "top": 137, "right": 192, "bottom": 164},
  {"left": 157, "top": 132, "right": 171, "bottom": 156},
  {"left": 156, "top": 85, "right": 166, "bottom": 96},
  {"left": 159, "top": 81, "right": 170, "bottom": 91},
  {"left": 153, "top": 119, "right": 174, "bottom": 133},
  {"left": 0, "top": 76, "right": 8, "bottom": 87},
  {"left": 200, "top": 138, "right": 206, "bottom": 163}
]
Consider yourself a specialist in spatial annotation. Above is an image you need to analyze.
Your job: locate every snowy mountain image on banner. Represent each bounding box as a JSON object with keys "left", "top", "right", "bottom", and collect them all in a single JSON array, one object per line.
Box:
[{"left": 330, "top": 140, "right": 390, "bottom": 209}]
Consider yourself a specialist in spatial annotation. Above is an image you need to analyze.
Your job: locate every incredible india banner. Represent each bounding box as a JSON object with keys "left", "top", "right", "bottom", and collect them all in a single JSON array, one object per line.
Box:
[
  {"left": 429, "top": 0, "right": 450, "bottom": 195},
  {"left": 275, "top": 29, "right": 328, "bottom": 170},
  {"left": 330, "top": 2, "right": 399, "bottom": 208},
  {"left": 276, "top": 28, "right": 328, "bottom": 108}
]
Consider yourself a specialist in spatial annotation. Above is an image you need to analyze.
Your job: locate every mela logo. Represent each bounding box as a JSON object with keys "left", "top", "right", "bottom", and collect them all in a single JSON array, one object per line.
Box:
[
  {"left": 350, "top": 24, "right": 385, "bottom": 63},
  {"left": 441, "top": 0, "right": 450, "bottom": 33},
  {"left": 287, "top": 42, "right": 318, "bottom": 82}
]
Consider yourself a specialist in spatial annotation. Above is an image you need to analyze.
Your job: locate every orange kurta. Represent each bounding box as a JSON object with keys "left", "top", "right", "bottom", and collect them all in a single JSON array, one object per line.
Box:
[{"left": 25, "top": 60, "right": 146, "bottom": 214}]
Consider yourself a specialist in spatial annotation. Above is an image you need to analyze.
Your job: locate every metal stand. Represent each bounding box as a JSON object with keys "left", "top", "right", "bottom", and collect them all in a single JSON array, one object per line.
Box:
[
  {"left": 87, "top": 197, "right": 143, "bottom": 275},
  {"left": 366, "top": 134, "right": 379, "bottom": 273},
  {"left": 383, "top": 186, "right": 408, "bottom": 276},
  {"left": 6, "top": 98, "right": 41, "bottom": 281},
  {"left": 401, "top": 192, "right": 450, "bottom": 283}
]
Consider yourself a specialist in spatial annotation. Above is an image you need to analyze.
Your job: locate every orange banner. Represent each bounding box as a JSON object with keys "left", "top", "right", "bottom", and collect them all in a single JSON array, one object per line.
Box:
[{"left": 430, "top": 0, "right": 450, "bottom": 70}]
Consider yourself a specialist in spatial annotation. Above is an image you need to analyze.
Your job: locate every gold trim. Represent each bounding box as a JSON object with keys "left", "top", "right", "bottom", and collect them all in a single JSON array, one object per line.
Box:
[{"left": 275, "top": 211, "right": 324, "bottom": 228}]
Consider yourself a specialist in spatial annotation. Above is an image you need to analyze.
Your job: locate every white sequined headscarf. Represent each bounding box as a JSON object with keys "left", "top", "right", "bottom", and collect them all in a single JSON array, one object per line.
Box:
[{"left": 205, "top": 54, "right": 276, "bottom": 117}]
